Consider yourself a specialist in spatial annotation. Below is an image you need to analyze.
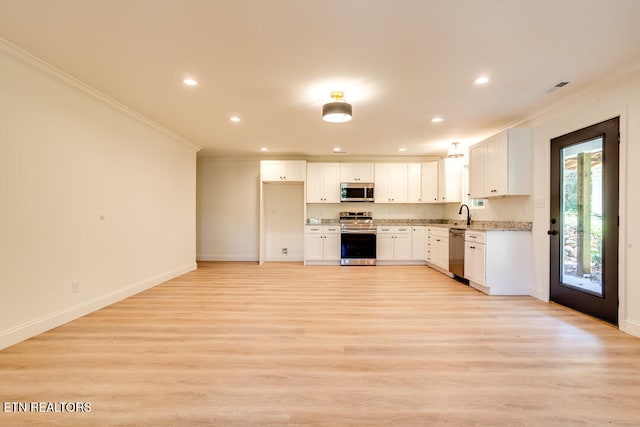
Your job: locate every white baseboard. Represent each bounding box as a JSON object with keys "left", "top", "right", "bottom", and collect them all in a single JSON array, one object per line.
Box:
[
  {"left": 0, "top": 262, "right": 197, "bottom": 350},
  {"left": 621, "top": 319, "right": 640, "bottom": 338},
  {"left": 376, "top": 260, "right": 428, "bottom": 266},
  {"left": 304, "top": 260, "right": 341, "bottom": 265},
  {"left": 265, "top": 256, "right": 304, "bottom": 262},
  {"left": 197, "top": 255, "right": 258, "bottom": 262}
]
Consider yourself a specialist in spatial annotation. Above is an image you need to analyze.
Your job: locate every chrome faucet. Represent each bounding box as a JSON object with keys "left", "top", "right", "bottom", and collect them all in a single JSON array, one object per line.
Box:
[{"left": 459, "top": 204, "right": 471, "bottom": 226}]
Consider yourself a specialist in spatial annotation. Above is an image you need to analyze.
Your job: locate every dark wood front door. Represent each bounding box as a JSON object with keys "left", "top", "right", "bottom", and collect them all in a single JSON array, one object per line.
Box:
[{"left": 549, "top": 117, "right": 619, "bottom": 324}]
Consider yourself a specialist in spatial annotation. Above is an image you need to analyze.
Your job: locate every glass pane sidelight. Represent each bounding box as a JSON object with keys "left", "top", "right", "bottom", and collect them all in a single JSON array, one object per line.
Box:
[{"left": 560, "top": 137, "right": 603, "bottom": 296}]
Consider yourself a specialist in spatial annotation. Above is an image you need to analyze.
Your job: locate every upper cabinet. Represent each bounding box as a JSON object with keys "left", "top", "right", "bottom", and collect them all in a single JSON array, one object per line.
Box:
[
  {"left": 421, "top": 161, "right": 439, "bottom": 203},
  {"left": 374, "top": 163, "right": 407, "bottom": 203},
  {"left": 260, "top": 160, "right": 306, "bottom": 182},
  {"left": 407, "top": 163, "right": 423, "bottom": 203},
  {"left": 340, "top": 163, "right": 374, "bottom": 182},
  {"left": 437, "top": 158, "right": 462, "bottom": 203},
  {"left": 468, "top": 128, "right": 532, "bottom": 198},
  {"left": 306, "top": 163, "right": 340, "bottom": 203},
  {"left": 375, "top": 160, "right": 459, "bottom": 204}
]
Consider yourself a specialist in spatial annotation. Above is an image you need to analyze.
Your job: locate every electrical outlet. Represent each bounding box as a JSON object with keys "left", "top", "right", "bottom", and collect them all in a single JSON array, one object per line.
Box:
[
  {"left": 71, "top": 280, "right": 79, "bottom": 294},
  {"left": 282, "top": 248, "right": 288, "bottom": 255}
]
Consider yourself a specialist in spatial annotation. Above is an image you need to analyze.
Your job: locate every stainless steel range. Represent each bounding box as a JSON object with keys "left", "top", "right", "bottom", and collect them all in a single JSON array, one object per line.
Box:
[{"left": 340, "top": 211, "right": 376, "bottom": 266}]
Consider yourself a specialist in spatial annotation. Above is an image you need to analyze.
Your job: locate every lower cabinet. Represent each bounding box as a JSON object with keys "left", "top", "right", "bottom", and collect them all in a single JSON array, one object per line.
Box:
[
  {"left": 464, "top": 231, "right": 486, "bottom": 285},
  {"left": 411, "top": 226, "right": 426, "bottom": 260},
  {"left": 377, "top": 226, "right": 412, "bottom": 261},
  {"left": 426, "top": 226, "right": 449, "bottom": 272},
  {"left": 304, "top": 225, "right": 340, "bottom": 264},
  {"left": 464, "top": 230, "right": 531, "bottom": 295}
]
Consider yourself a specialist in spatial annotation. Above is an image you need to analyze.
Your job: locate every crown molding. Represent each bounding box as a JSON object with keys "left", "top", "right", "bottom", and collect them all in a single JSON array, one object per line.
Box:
[{"left": 0, "top": 37, "right": 201, "bottom": 152}]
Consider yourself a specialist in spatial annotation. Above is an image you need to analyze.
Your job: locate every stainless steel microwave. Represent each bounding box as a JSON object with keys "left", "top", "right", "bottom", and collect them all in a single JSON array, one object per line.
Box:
[{"left": 340, "top": 182, "right": 374, "bottom": 202}]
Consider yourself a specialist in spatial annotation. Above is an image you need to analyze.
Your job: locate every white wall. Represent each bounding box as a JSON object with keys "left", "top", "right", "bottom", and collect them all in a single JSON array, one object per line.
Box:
[
  {"left": 197, "top": 158, "right": 260, "bottom": 261},
  {"left": 521, "top": 65, "right": 640, "bottom": 337},
  {"left": 0, "top": 41, "right": 199, "bottom": 349},
  {"left": 264, "top": 183, "right": 305, "bottom": 261}
]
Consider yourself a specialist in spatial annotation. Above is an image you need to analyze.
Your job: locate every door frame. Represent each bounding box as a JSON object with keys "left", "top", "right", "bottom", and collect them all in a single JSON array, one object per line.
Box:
[{"left": 548, "top": 116, "right": 620, "bottom": 324}]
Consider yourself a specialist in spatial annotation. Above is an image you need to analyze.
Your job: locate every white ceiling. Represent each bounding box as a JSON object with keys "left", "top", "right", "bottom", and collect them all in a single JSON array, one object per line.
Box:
[{"left": 1, "top": 0, "right": 640, "bottom": 158}]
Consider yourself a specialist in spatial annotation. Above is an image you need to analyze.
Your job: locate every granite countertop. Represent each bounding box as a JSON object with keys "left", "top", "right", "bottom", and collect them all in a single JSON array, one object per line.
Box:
[{"left": 306, "top": 218, "right": 531, "bottom": 231}]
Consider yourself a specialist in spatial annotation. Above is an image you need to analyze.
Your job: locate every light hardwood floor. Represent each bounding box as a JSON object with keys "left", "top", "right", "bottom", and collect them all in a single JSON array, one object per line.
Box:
[{"left": 1, "top": 262, "right": 639, "bottom": 426}]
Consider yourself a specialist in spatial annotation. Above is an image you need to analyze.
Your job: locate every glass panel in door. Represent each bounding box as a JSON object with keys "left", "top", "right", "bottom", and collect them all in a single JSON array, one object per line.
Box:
[{"left": 560, "top": 137, "right": 603, "bottom": 296}]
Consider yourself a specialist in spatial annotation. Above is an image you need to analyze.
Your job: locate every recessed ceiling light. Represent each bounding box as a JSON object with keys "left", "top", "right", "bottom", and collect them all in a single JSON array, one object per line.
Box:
[
  {"left": 183, "top": 78, "right": 198, "bottom": 86},
  {"left": 398, "top": 147, "right": 408, "bottom": 152},
  {"left": 431, "top": 117, "right": 444, "bottom": 123},
  {"left": 230, "top": 116, "right": 240, "bottom": 122},
  {"left": 333, "top": 147, "right": 342, "bottom": 152},
  {"left": 260, "top": 147, "right": 268, "bottom": 152},
  {"left": 475, "top": 76, "right": 490, "bottom": 85}
]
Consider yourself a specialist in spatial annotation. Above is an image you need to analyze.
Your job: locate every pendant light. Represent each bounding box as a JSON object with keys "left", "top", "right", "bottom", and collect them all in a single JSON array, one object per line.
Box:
[
  {"left": 447, "top": 141, "right": 464, "bottom": 158},
  {"left": 322, "top": 91, "right": 352, "bottom": 123}
]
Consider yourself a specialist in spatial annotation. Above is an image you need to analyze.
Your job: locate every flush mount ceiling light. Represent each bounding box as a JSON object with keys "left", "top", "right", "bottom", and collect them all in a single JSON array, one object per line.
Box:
[
  {"left": 322, "top": 91, "right": 352, "bottom": 123},
  {"left": 447, "top": 141, "right": 464, "bottom": 158}
]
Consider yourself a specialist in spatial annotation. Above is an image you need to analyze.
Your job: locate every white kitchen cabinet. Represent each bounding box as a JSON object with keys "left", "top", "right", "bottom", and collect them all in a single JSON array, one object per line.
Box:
[
  {"left": 306, "top": 163, "right": 340, "bottom": 203},
  {"left": 464, "top": 230, "right": 486, "bottom": 286},
  {"left": 468, "top": 143, "right": 486, "bottom": 199},
  {"left": 437, "top": 158, "right": 462, "bottom": 203},
  {"left": 468, "top": 128, "right": 532, "bottom": 198},
  {"left": 464, "top": 230, "right": 532, "bottom": 295},
  {"left": 377, "top": 226, "right": 412, "bottom": 260},
  {"left": 340, "top": 163, "right": 374, "bottom": 182},
  {"left": 411, "top": 226, "right": 426, "bottom": 260},
  {"left": 260, "top": 160, "right": 306, "bottom": 182},
  {"left": 421, "top": 161, "right": 439, "bottom": 203},
  {"left": 426, "top": 226, "right": 449, "bottom": 271},
  {"left": 374, "top": 163, "right": 407, "bottom": 203},
  {"left": 304, "top": 225, "right": 340, "bottom": 263},
  {"left": 407, "top": 163, "right": 422, "bottom": 203},
  {"left": 376, "top": 228, "right": 395, "bottom": 260}
]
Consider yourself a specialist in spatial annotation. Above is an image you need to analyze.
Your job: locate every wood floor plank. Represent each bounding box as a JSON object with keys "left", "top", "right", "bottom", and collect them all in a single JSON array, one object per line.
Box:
[{"left": 1, "top": 262, "right": 639, "bottom": 426}]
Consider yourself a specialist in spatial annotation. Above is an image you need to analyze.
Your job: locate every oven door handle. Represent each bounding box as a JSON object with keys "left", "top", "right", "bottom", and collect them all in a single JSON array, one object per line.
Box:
[{"left": 341, "top": 229, "right": 377, "bottom": 234}]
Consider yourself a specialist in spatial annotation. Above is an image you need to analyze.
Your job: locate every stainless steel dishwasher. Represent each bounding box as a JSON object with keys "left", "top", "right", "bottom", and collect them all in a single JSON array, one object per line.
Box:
[{"left": 449, "top": 228, "right": 465, "bottom": 278}]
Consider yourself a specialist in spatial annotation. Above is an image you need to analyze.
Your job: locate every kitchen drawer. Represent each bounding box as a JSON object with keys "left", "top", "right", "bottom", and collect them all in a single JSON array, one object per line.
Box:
[
  {"left": 378, "top": 226, "right": 411, "bottom": 234},
  {"left": 324, "top": 226, "right": 340, "bottom": 234},
  {"left": 306, "top": 225, "right": 340, "bottom": 234},
  {"left": 394, "top": 226, "right": 411, "bottom": 234},
  {"left": 465, "top": 230, "right": 486, "bottom": 243},
  {"left": 430, "top": 226, "right": 450, "bottom": 238},
  {"left": 306, "top": 226, "right": 323, "bottom": 234}
]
